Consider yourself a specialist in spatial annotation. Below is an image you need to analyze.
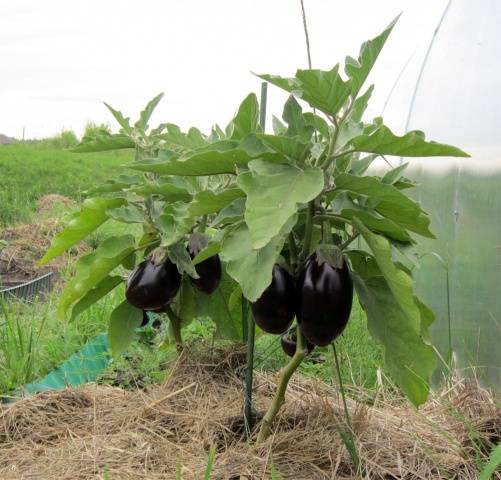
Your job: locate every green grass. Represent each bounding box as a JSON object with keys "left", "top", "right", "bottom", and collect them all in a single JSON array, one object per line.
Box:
[{"left": 0, "top": 143, "right": 132, "bottom": 226}]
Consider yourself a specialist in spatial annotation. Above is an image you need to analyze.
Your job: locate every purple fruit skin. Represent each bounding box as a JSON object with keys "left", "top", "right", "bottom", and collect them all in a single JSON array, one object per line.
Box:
[
  {"left": 280, "top": 332, "right": 314, "bottom": 357},
  {"left": 190, "top": 254, "right": 222, "bottom": 294},
  {"left": 297, "top": 256, "right": 353, "bottom": 346},
  {"left": 251, "top": 264, "right": 295, "bottom": 334},
  {"left": 126, "top": 259, "right": 181, "bottom": 311}
]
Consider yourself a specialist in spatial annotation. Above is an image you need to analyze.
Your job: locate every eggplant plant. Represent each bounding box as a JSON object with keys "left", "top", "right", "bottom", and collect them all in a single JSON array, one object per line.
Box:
[{"left": 40, "top": 17, "right": 468, "bottom": 443}]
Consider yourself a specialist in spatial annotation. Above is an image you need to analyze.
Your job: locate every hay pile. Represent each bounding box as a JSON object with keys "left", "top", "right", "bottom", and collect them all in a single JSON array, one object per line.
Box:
[
  {"left": 0, "top": 345, "right": 499, "bottom": 479},
  {"left": 0, "top": 195, "right": 81, "bottom": 284}
]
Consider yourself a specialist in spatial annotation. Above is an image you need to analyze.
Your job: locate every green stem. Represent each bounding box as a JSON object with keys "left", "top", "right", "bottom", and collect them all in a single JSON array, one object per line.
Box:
[
  {"left": 299, "top": 201, "right": 315, "bottom": 262},
  {"left": 314, "top": 214, "right": 352, "bottom": 225},
  {"left": 256, "top": 326, "right": 307, "bottom": 443},
  {"left": 244, "top": 304, "right": 256, "bottom": 434},
  {"left": 339, "top": 232, "right": 360, "bottom": 251},
  {"left": 164, "top": 304, "right": 183, "bottom": 352}
]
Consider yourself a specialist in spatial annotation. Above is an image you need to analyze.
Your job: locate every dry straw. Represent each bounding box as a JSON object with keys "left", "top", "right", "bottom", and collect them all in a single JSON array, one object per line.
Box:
[{"left": 0, "top": 344, "right": 499, "bottom": 479}]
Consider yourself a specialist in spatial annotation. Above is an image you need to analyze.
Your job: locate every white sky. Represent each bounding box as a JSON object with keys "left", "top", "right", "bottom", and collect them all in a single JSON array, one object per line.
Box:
[{"left": 0, "top": 0, "right": 448, "bottom": 139}]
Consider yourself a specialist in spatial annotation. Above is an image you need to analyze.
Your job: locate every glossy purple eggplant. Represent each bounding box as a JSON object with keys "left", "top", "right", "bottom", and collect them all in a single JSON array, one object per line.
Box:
[
  {"left": 126, "top": 259, "right": 181, "bottom": 311},
  {"left": 251, "top": 264, "right": 295, "bottom": 334},
  {"left": 297, "top": 255, "right": 353, "bottom": 346},
  {"left": 141, "top": 311, "right": 149, "bottom": 327},
  {"left": 188, "top": 234, "right": 222, "bottom": 295},
  {"left": 280, "top": 329, "right": 315, "bottom": 357}
]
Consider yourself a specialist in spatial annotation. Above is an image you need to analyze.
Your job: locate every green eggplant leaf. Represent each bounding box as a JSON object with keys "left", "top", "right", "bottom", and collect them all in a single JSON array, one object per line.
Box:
[
  {"left": 157, "top": 202, "right": 194, "bottom": 247},
  {"left": 382, "top": 162, "right": 409, "bottom": 184},
  {"left": 220, "top": 216, "right": 295, "bottom": 302},
  {"left": 345, "top": 17, "right": 398, "bottom": 97},
  {"left": 161, "top": 123, "right": 207, "bottom": 150},
  {"left": 58, "top": 235, "right": 136, "bottom": 320},
  {"left": 87, "top": 175, "right": 141, "bottom": 194},
  {"left": 281, "top": 95, "right": 314, "bottom": 141},
  {"left": 104, "top": 103, "right": 133, "bottom": 134},
  {"left": 211, "top": 197, "right": 246, "bottom": 227},
  {"left": 256, "top": 134, "right": 310, "bottom": 161},
  {"left": 108, "top": 300, "right": 143, "bottom": 356},
  {"left": 349, "top": 124, "right": 470, "bottom": 157},
  {"left": 332, "top": 193, "right": 412, "bottom": 242},
  {"left": 350, "top": 85, "right": 374, "bottom": 123},
  {"left": 132, "top": 180, "right": 192, "bottom": 202},
  {"left": 135, "top": 92, "right": 164, "bottom": 132},
  {"left": 353, "top": 219, "right": 422, "bottom": 333},
  {"left": 227, "top": 93, "right": 259, "bottom": 140},
  {"left": 189, "top": 188, "right": 245, "bottom": 216},
  {"left": 70, "top": 275, "right": 123, "bottom": 322},
  {"left": 107, "top": 204, "right": 146, "bottom": 224},
  {"left": 40, "top": 197, "right": 126, "bottom": 264},
  {"left": 238, "top": 160, "right": 324, "bottom": 249},
  {"left": 334, "top": 173, "right": 433, "bottom": 238},
  {"left": 168, "top": 241, "right": 199, "bottom": 278},
  {"left": 353, "top": 273, "right": 436, "bottom": 407},
  {"left": 72, "top": 134, "right": 135, "bottom": 152}
]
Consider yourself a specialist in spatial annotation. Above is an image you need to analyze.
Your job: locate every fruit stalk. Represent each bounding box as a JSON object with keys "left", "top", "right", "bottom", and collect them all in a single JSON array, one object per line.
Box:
[
  {"left": 256, "top": 325, "right": 307, "bottom": 443},
  {"left": 164, "top": 304, "right": 183, "bottom": 352}
]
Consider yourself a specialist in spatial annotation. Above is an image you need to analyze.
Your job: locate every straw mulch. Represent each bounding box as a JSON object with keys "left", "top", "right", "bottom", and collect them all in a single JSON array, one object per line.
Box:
[{"left": 0, "top": 345, "right": 499, "bottom": 480}]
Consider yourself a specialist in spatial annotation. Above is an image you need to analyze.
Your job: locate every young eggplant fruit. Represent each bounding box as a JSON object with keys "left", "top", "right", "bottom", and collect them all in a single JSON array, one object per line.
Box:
[
  {"left": 126, "top": 258, "right": 181, "bottom": 311},
  {"left": 297, "top": 254, "right": 353, "bottom": 346},
  {"left": 188, "top": 234, "right": 222, "bottom": 295},
  {"left": 251, "top": 264, "right": 295, "bottom": 334},
  {"left": 280, "top": 328, "right": 315, "bottom": 357}
]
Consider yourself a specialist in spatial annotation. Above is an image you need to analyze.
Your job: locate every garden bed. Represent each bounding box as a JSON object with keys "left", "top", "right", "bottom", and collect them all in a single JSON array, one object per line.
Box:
[{"left": 1, "top": 345, "right": 498, "bottom": 479}]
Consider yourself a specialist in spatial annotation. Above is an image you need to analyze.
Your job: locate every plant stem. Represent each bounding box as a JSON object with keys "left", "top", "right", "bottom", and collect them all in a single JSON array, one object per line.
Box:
[
  {"left": 244, "top": 303, "right": 256, "bottom": 434},
  {"left": 339, "top": 232, "right": 360, "bottom": 251},
  {"left": 164, "top": 304, "right": 183, "bottom": 352},
  {"left": 256, "top": 326, "right": 307, "bottom": 443},
  {"left": 314, "top": 214, "right": 351, "bottom": 225},
  {"left": 299, "top": 201, "right": 315, "bottom": 262}
]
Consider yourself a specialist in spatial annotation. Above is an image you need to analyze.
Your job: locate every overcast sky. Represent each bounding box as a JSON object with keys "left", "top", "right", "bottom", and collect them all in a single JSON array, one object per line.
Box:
[{"left": 0, "top": 0, "right": 448, "bottom": 139}]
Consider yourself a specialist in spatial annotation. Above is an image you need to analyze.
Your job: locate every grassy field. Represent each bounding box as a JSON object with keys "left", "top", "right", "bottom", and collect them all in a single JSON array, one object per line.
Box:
[{"left": 0, "top": 143, "right": 133, "bottom": 226}]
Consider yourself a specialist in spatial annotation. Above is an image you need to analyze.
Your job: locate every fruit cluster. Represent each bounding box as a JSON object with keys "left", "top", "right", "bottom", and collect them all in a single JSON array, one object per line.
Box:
[
  {"left": 125, "top": 234, "right": 222, "bottom": 319},
  {"left": 252, "top": 254, "right": 353, "bottom": 356}
]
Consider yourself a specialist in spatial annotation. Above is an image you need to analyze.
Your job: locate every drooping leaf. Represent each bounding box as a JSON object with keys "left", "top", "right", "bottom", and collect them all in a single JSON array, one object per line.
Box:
[
  {"left": 58, "top": 235, "right": 136, "bottom": 320},
  {"left": 349, "top": 124, "right": 469, "bottom": 157},
  {"left": 227, "top": 93, "right": 259, "bottom": 140},
  {"left": 168, "top": 241, "right": 199, "bottom": 278},
  {"left": 135, "top": 92, "right": 164, "bottom": 132},
  {"left": 72, "top": 134, "right": 135, "bottom": 152},
  {"left": 107, "top": 204, "right": 146, "bottom": 224},
  {"left": 220, "top": 217, "right": 295, "bottom": 302},
  {"left": 40, "top": 197, "right": 126, "bottom": 264},
  {"left": 334, "top": 173, "right": 433, "bottom": 238},
  {"left": 352, "top": 219, "right": 422, "bottom": 332},
  {"left": 189, "top": 188, "right": 245, "bottom": 216},
  {"left": 353, "top": 274, "right": 436, "bottom": 406},
  {"left": 70, "top": 276, "right": 123, "bottom": 321},
  {"left": 238, "top": 160, "right": 324, "bottom": 249},
  {"left": 345, "top": 17, "right": 398, "bottom": 97},
  {"left": 108, "top": 300, "right": 143, "bottom": 356},
  {"left": 255, "top": 73, "right": 300, "bottom": 94}
]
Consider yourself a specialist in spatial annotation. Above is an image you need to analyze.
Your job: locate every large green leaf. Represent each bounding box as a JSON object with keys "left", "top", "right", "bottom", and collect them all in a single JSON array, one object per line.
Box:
[
  {"left": 331, "top": 193, "right": 412, "bottom": 242},
  {"left": 334, "top": 173, "right": 433, "bottom": 238},
  {"left": 70, "top": 276, "right": 123, "bottom": 321},
  {"left": 132, "top": 180, "right": 192, "bottom": 202},
  {"left": 40, "top": 197, "right": 126, "bottom": 264},
  {"left": 107, "top": 204, "right": 146, "bottom": 224},
  {"left": 227, "top": 93, "right": 259, "bottom": 140},
  {"left": 238, "top": 160, "right": 324, "bottom": 249},
  {"left": 104, "top": 103, "right": 133, "bottom": 134},
  {"left": 58, "top": 235, "right": 136, "bottom": 320},
  {"left": 349, "top": 124, "right": 469, "bottom": 157},
  {"left": 157, "top": 202, "right": 194, "bottom": 247},
  {"left": 281, "top": 95, "right": 314, "bottom": 141},
  {"left": 211, "top": 197, "right": 246, "bottom": 227},
  {"left": 161, "top": 123, "right": 207, "bottom": 150},
  {"left": 220, "top": 218, "right": 295, "bottom": 302},
  {"left": 295, "top": 66, "right": 351, "bottom": 117},
  {"left": 345, "top": 17, "right": 398, "bottom": 97},
  {"left": 189, "top": 188, "right": 244, "bottom": 216},
  {"left": 353, "top": 274, "right": 436, "bottom": 406},
  {"left": 352, "top": 219, "right": 422, "bottom": 333},
  {"left": 256, "top": 134, "right": 309, "bottom": 162},
  {"left": 108, "top": 300, "right": 143, "bottom": 356},
  {"left": 72, "top": 134, "right": 135, "bottom": 152}
]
